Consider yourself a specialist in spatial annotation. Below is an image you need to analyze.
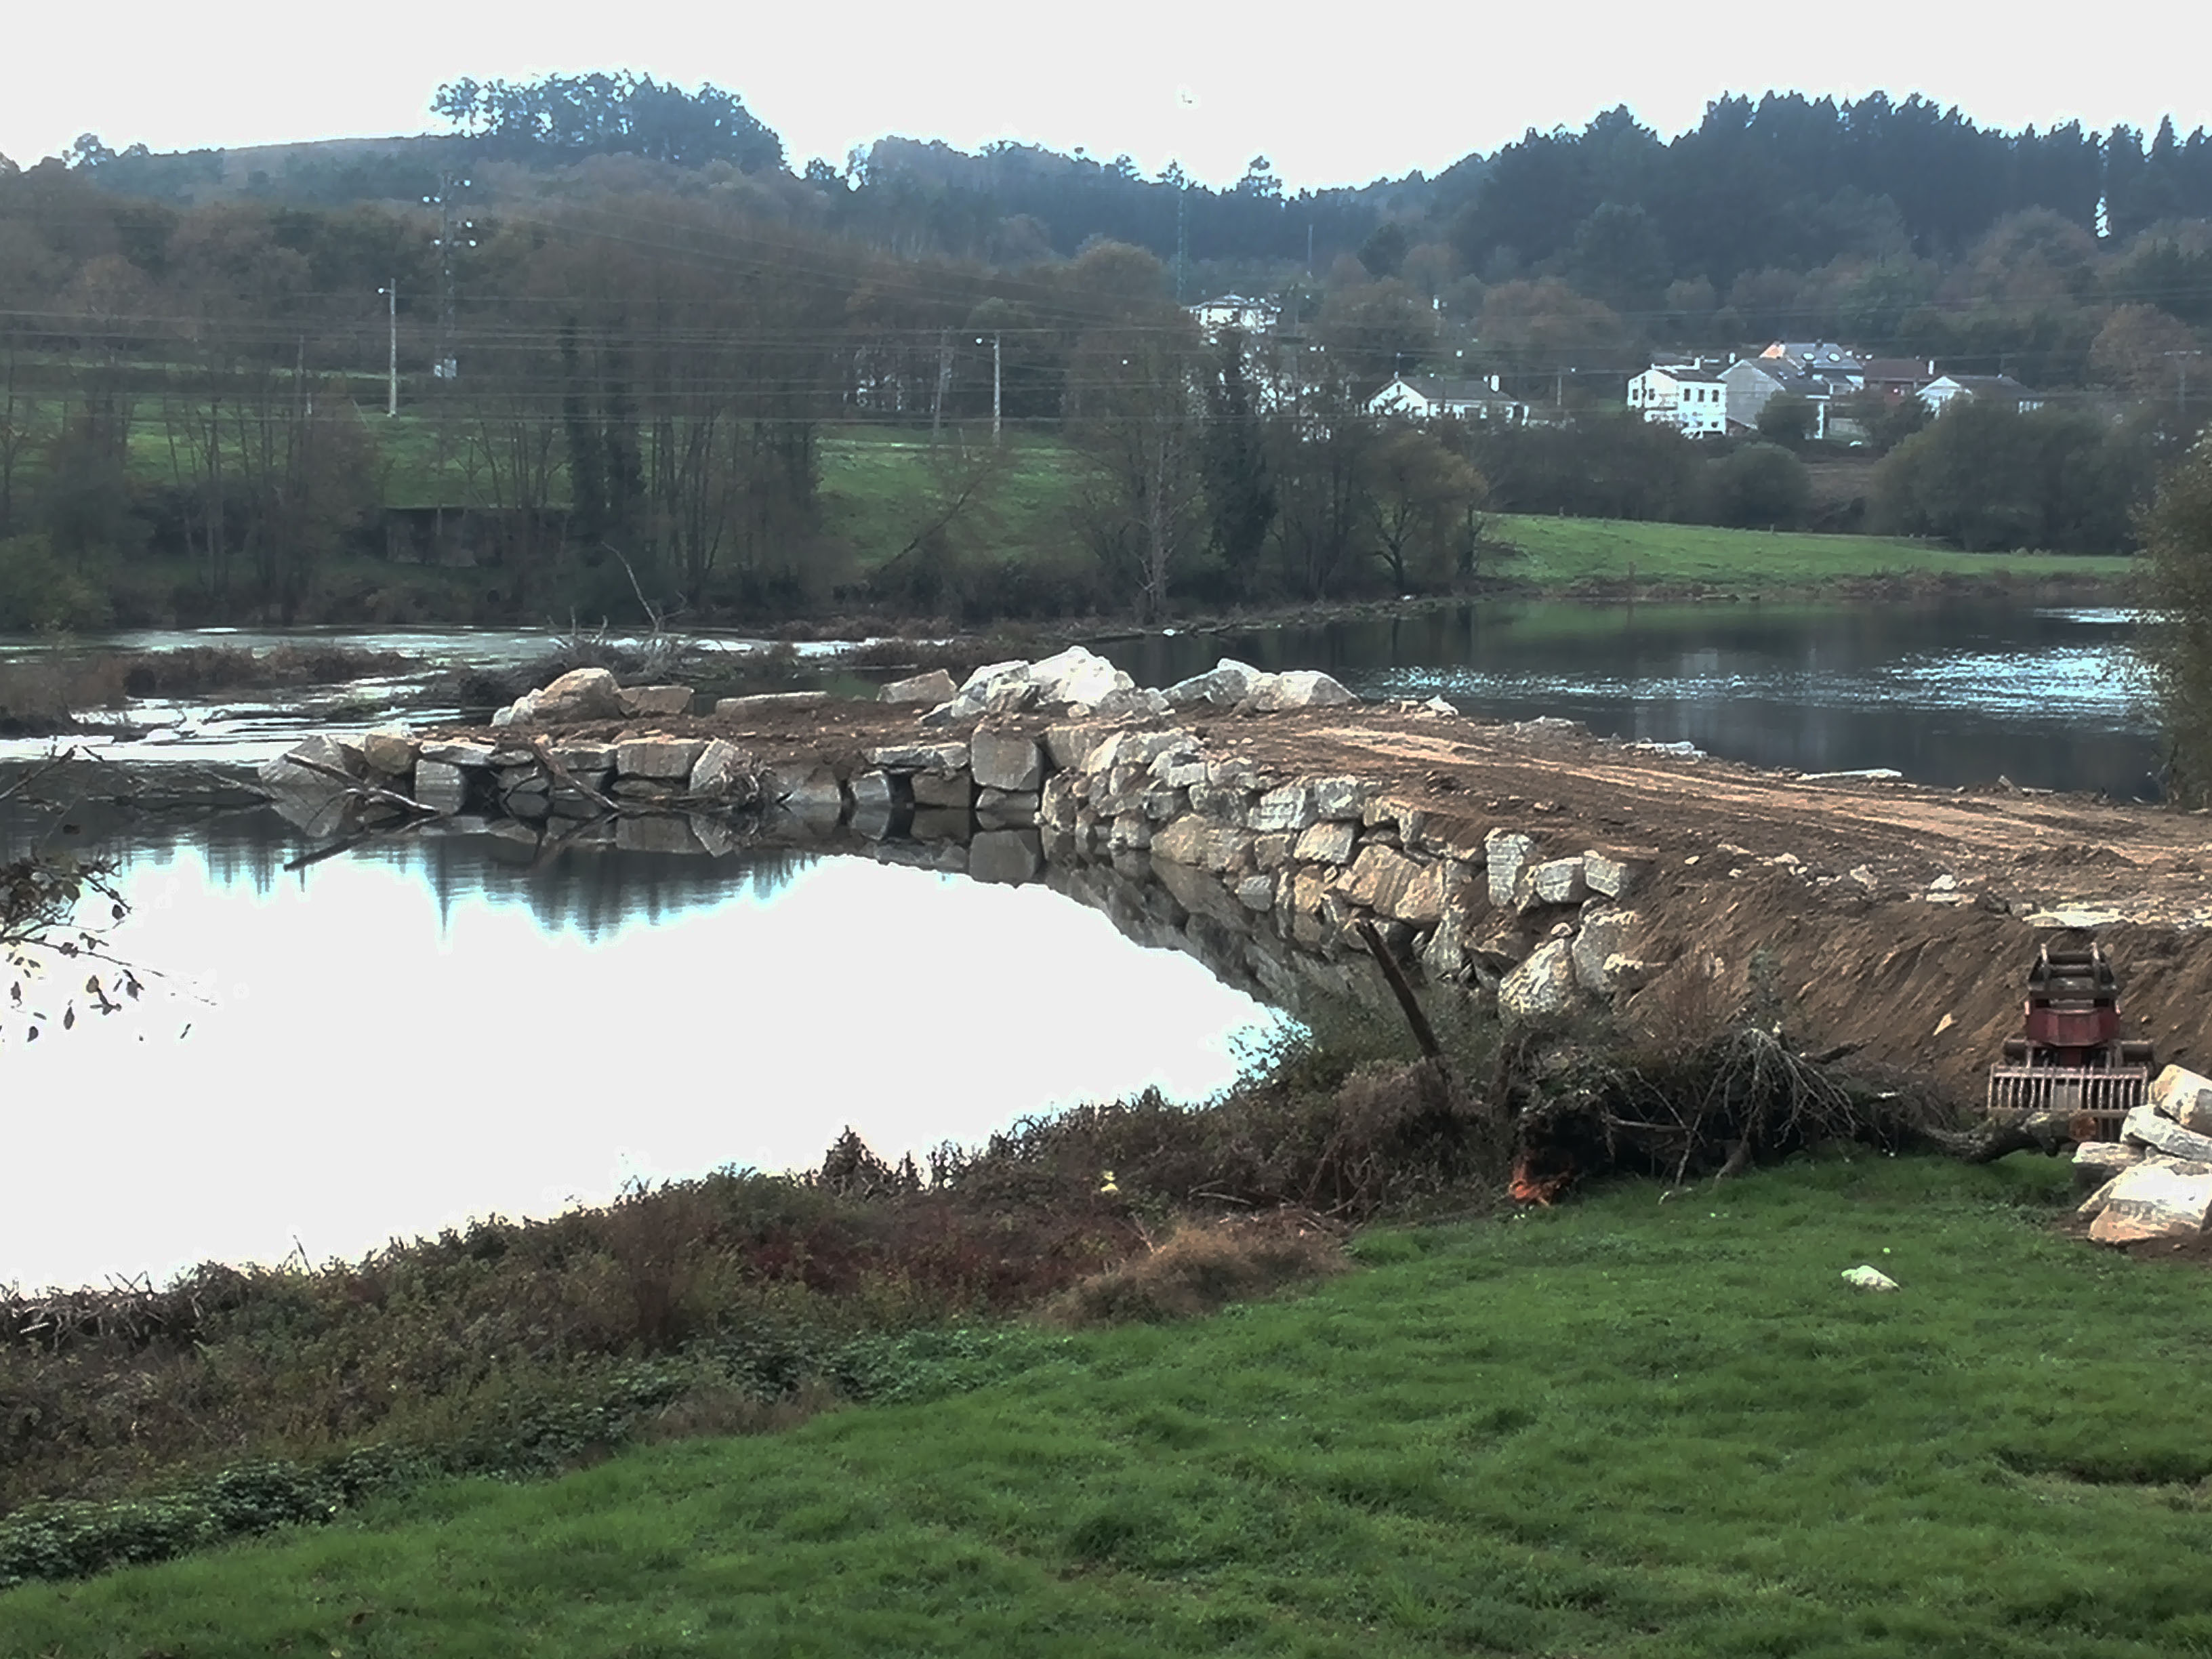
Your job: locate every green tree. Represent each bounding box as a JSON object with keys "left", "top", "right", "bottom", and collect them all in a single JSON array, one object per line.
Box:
[
  {"left": 1703, "top": 443, "right": 1811, "bottom": 529},
  {"left": 1197, "top": 329, "right": 1277, "bottom": 602},
  {"left": 1873, "top": 401, "right": 2155, "bottom": 552},
  {"left": 2135, "top": 435, "right": 2212, "bottom": 802},
  {"left": 1757, "top": 392, "right": 1816, "bottom": 447},
  {"left": 1365, "top": 425, "right": 1487, "bottom": 589},
  {"left": 1068, "top": 320, "right": 1205, "bottom": 621}
]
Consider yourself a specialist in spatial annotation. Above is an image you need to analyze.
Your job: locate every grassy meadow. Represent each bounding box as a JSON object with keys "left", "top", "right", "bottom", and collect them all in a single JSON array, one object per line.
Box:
[
  {"left": 1486, "top": 514, "right": 2136, "bottom": 592},
  {"left": 9, "top": 1153, "right": 2209, "bottom": 1658}
]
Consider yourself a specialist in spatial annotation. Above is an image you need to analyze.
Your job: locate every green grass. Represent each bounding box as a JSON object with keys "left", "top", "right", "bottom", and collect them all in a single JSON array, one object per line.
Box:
[
  {"left": 1488, "top": 514, "right": 2134, "bottom": 590},
  {"left": 815, "top": 430, "right": 1084, "bottom": 571},
  {"left": 13, "top": 1153, "right": 2212, "bottom": 1658}
]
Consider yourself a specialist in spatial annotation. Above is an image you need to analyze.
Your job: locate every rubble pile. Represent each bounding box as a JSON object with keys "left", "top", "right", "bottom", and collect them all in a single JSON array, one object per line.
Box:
[{"left": 2074, "top": 1065, "right": 2212, "bottom": 1243}]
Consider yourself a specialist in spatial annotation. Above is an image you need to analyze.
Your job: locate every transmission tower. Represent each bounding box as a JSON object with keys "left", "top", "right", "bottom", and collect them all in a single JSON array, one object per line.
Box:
[{"left": 424, "top": 173, "right": 476, "bottom": 382}]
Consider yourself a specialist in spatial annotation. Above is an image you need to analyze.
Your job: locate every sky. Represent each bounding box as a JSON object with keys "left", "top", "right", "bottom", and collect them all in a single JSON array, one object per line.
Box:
[{"left": 7, "top": 0, "right": 2212, "bottom": 192}]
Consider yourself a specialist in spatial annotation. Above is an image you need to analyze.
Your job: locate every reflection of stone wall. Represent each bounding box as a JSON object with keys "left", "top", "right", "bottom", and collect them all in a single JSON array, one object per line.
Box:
[{"left": 264, "top": 702, "right": 1668, "bottom": 1025}]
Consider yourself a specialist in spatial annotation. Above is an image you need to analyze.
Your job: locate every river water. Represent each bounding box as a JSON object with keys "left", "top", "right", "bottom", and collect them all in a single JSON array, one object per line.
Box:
[
  {"left": 1, "top": 808, "right": 1284, "bottom": 1291},
  {"left": 1097, "top": 601, "right": 2158, "bottom": 799},
  {"left": 0, "top": 598, "right": 2160, "bottom": 1288}
]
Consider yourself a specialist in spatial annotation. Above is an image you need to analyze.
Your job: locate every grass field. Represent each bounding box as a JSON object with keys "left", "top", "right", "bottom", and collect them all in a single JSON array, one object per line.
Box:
[
  {"left": 9, "top": 1154, "right": 2209, "bottom": 1658},
  {"left": 7, "top": 395, "right": 2138, "bottom": 615},
  {"left": 1487, "top": 514, "right": 2136, "bottom": 590}
]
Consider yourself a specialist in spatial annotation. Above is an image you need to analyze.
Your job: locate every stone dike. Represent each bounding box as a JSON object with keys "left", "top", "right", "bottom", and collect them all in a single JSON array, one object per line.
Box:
[{"left": 256, "top": 649, "right": 1664, "bottom": 1026}]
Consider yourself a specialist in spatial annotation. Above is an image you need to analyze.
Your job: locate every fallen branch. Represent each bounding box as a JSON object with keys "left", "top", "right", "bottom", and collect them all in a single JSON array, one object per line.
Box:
[
  {"left": 281, "top": 754, "right": 443, "bottom": 819},
  {"left": 527, "top": 736, "right": 621, "bottom": 816},
  {"left": 1918, "top": 1106, "right": 2087, "bottom": 1164},
  {"left": 1355, "top": 919, "right": 1442, "bottom": 1063}
]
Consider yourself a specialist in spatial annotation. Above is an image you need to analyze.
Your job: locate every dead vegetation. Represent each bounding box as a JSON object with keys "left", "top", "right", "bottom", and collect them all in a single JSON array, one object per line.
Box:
[{"left": 1046, "top": 1214, "right": 1349, "bottom": 1327}]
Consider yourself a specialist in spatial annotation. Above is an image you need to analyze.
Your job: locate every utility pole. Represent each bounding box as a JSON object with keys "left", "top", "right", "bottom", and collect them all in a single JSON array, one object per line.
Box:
[
  {"left": 991, "top": 331, "right": 1002, "bottom": 445},
  {"left": 931, "top": 328, "right": 951, "bottom": 442},
  {"left": 1175, "top": 180, "right": 1188, "bottom": 304},
  {"left": 377, "top": 281, "right": 397, "bottom": 416}
]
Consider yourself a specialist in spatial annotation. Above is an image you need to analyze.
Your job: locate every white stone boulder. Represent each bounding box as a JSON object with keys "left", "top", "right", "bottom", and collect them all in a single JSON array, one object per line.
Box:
[
  {"left": 1293, "top": 821, "right": 1357, "bottom": 865},
  {"left": 688, "top": 739, "right": 745, "bottom": 796},
  {"left": 2072, "top": 1140, "right": 2145, "bottom": 1191},
  {"left": 618, "top": 684, "right": 694, "bottom": 718},
  {"left": 1570, "top": 908, "right": 1641, "bottom": 993},
  {"left": 1044, "top": 722, "right": 1117, "bottom": 772},
  {"left": 1498, "top": 938, "right": 1584, "bottom": 1022},
  {"left": 868, "top": 739, "right": 972, "bottom": 773},
  {"left": 1485, "top": 830, "right": 1536, "bottom": 907},
  {"left": 419, "top": 739, "right": 496, "bottom": 768},
  {"left": 2150, "top": 1065, "right": 2212, "bottom": 1136},
  {"left": 1162, "top": 658, "right": 1261, "bottom": 709},
  {"left": 493, "top": 667, "right": 626, "bottom": 727},
  {"left": 911, "top": 769, "right": 972, "bottom": 808},
  {"left": 1248, "top": 670, "right": 1357, "bottom": 712},
  {"left": 878, "top": 669, "right": 958, "bottom": 706},
  {"left": 1249, "top": 783, "right": 1318, "bottom": 834},
  {"left": 1026, "top": 645, "right": 1132, "bottom": 710},
  {"left": 1524, "top": 855, "right": 1589, "bottom": 909},
  {"left": 714, "top": 691, "right": 830, "bottom": 715},
  {"left": 1151, "top": 815, "right": 1252, "bottom": 873},
  {"left": 2123, "top": 1103, "right": 2212, "bottom": 1166},
  {"left": 970, "top": 726, "right": 1045, "bottom": 792},
  {"left": 359, "top": 726, "right": 418, "bottom": 775},
  {"left": 2089, "top": 1161, "right": 2212, "bottom": 1244},
  {"left": 1584, "top": 846, "right": 1658, "bottom": 900},
  {"left": 617, "top": 736, "right": 707, "bottom": 782}
]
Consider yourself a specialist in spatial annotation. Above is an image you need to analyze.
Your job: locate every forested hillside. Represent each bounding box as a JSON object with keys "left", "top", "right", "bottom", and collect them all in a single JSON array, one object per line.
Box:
[{"left": 0, "top": 77, "right": 2205, "bottom": 630}]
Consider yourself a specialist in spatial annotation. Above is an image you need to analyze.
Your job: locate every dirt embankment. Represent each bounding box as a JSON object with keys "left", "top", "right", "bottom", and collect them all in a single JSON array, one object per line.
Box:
[{"left": 425, "top": 697, "right": 2212, "bottom": 1105}]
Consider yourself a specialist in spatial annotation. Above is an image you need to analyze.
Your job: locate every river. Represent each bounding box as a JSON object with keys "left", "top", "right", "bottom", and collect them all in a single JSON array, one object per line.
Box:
[
  {"left": 1, "top": 807, "right": 1286, "bottom": 1290},
  {"left": 0, "top": 596, "right": 2162, "bottom": 1288}
]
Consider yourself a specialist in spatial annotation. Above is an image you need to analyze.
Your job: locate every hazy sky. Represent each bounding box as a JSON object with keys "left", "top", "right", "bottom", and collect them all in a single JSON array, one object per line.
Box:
[{"left": 7, "top": 0, "right": 2211, "bottom": 190}]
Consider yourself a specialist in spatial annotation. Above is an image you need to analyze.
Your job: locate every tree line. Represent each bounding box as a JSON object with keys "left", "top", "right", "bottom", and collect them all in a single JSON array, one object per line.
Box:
[{"left": 1, "top": 78, "right": 2208, "bottom": 632}]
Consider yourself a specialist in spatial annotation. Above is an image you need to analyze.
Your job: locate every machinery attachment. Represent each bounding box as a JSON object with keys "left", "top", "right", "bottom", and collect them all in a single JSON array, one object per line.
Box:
[{"left": 1985, "top": 943, "right": 2152, "bottom": 1134}]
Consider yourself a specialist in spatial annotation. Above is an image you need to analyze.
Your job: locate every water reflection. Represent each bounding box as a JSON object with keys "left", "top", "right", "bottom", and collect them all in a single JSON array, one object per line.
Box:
[
  {"left": 1100, "top": 602, "right": 2156, "bottom": 796},
  {"left": 0, "top": 809, "right": 1286, "bottom": 1291}
]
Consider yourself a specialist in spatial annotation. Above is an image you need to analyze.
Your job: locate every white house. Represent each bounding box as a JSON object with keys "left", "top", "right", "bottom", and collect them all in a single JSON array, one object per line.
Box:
[
  {"left": 1188, "top": 293, "right": 1280, "bottom": 337},
  {"left": 1368, "top": 373, "right": 1528, "bottom": 425},
  {"left": 1626, "top": 365, "right": 1729, "bottom": 436},
  {"left": 1918, "top": 374, "right": 2043, "bottom": 416}
]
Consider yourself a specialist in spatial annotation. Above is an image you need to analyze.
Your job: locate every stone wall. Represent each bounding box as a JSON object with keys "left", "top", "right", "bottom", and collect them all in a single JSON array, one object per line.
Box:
[{"left": 260, "top": 653, "right": 1671, "bottom": 1026}]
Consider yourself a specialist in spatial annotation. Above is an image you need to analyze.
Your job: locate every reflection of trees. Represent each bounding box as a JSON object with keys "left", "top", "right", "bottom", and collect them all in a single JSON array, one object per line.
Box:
[
  {"left": 13, "top": 804, "right": 818, "bottom": 941},
  {"left": 389, "top": 832, "right": 815, "bottom": 940}
]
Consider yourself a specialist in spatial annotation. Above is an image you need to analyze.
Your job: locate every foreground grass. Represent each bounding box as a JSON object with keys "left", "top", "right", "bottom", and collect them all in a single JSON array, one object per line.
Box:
[
  {"left": 1488, "top": 514, "right": 2134, "bottom": 590},
  {"left": 12, "top": 1153, "right": 2211, "bottom": 1658}
]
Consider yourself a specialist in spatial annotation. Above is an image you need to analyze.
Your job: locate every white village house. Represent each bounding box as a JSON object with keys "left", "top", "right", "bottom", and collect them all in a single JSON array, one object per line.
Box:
[
  {"left": 1368, "top": 373, "right": 1529, "bottom": 425},
  {"left": 1626, "top": 365, "right": 1729, "bottom": 437},
  {"left": 1919, "top": 373, "right": 2043, "bottom": 416}
]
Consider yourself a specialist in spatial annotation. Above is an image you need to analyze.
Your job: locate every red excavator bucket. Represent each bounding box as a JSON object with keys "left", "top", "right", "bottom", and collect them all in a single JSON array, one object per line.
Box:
[{"left": 1986, "top": 943, "right": 2149, "bottom": 1134}]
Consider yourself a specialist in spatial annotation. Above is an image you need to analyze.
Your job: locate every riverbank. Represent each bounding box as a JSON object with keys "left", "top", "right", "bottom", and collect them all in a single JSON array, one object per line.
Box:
[
  {"left": 6, "top": 510, "right": 2135, "bottom": 636},
  {"left": 304, "top": 673, "right": 2201, "bottom": 1110}
]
